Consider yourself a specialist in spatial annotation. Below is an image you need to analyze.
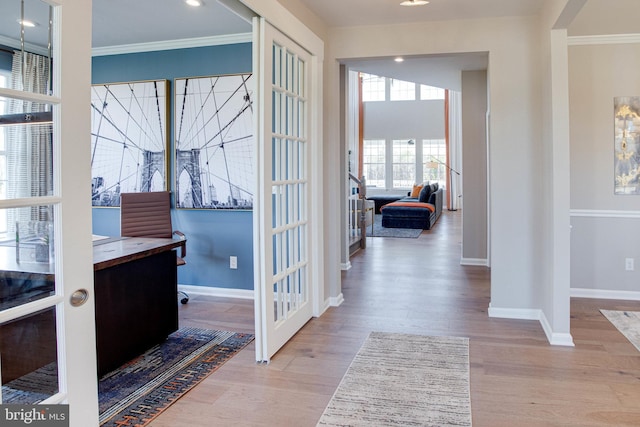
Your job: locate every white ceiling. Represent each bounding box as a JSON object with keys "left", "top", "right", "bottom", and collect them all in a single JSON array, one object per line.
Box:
[
  {"left": 295, "top": 0, "right": 543, "bottom": 28},
  {"left": 1, "top": 1, "right": 626, "bottom": 91}
]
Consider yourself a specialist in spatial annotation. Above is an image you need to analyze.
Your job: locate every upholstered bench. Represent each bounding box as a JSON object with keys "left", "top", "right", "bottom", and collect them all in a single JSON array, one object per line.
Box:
[{"left": 380, "top": 201, "right": 435, "bottom": 229}]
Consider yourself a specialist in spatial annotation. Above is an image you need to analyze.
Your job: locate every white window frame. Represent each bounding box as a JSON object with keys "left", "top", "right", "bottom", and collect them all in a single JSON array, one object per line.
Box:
[
  {"left": 361, "top": 73, "right": 385, "bottom": 102},
  {"left": 389, "top": 78, "right": 415, "bottom": 101},
  {"left": 420, "top": 84, "right": 445, "bottom": 100}
]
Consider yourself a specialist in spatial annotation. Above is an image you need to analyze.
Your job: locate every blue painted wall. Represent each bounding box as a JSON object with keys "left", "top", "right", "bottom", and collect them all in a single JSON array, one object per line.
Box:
[{"left": 92, "top": 43, "right": 254, "bottom": 290}]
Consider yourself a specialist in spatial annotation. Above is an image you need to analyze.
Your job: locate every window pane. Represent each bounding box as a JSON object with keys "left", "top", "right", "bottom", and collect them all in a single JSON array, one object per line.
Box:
[
  {"left": 363, "top": 139, "right": 385, "bottom": 187},
  {"left": 420, "top": 85, "right": 445, "bottom": 100},
  {"left": 423, "top": 139, "right": 447, "bottom": 187},
  {"left": 392, "top": 139, "right": 415, "bottom": 188},
  {"left": 390, "top": 79, "right": 415, "bottom": 101},
  {"left": 361, "top": 73, "right": 385, "bottom": 102}
]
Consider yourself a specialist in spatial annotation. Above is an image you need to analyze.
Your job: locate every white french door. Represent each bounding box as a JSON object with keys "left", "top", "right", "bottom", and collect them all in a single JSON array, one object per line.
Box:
[
  {"left": 254, "top": 18, "right": 314, "bottom": 362},
  {"left": 0, "top": 0, "right": 98, "bottom": 425}
]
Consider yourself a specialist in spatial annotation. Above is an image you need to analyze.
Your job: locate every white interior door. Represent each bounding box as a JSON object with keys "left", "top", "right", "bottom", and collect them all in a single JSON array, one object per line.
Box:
[
  {"left": 0, "top": 0, "right": 98, "bottom": 424},
  {"left": 254, "top": 18, "right": 314, "bottom": 362}
]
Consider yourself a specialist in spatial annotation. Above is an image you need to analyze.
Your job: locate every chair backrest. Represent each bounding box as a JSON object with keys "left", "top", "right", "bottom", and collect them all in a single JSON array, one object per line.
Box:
[{"left": 120, "top": 191, "right": 173, "bottom": 238}]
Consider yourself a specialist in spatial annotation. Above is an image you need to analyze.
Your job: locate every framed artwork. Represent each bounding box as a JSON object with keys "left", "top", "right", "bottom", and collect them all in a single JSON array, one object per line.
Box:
[
  {"left": 614, "top": 96, "right": 640, "bottom": 195},
  {"left": 90, "top": 80, "right": 169, "bottom": 207},
  {"left": 174, "top": 73, "right": 254, "bottom": 209}
]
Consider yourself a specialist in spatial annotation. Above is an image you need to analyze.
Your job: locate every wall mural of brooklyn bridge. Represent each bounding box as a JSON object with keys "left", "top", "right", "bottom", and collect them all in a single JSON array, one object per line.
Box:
[
  {"left": 174, "top": 73, "right": 254, "bottom": 210},
  {"left": 90, "top": 79, "right": 169, "bottom": 207}
]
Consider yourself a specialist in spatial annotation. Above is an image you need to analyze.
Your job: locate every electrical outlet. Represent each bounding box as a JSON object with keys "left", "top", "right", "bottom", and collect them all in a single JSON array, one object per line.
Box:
[
  {"left": 230, "top": 256, "right": 238, "bottom": 269},
  {"left": 625, "top": 258, "right": 634, "bottom": 271}
]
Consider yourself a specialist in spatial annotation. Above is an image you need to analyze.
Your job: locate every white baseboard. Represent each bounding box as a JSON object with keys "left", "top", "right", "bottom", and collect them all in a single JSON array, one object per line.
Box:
[
  {"left": 488, "top": 305, "right": 574, "bottom": 347},
  {"left": 460, "top": 257, "right": 489, "bottom": 267},
  {"left": 571, "top": 288, "right": 640, "bottom": 301},
  {"left": 341, "top": 262, "right": 352, "bottom": 271},
  {"left": 488, "top": 306, "right": 541, "bottom": 320},
  {"left": 178, "top": 284, "right": 254, "bottom": 300},
  {"left": 320, "top": 294, "right": 344, "bottom": 314},
  {"left": 540, "top": 311, "right": 575, "bottom": 347},
  {"left": 329, "top": 293, "right": 344, "bottom": 307}
]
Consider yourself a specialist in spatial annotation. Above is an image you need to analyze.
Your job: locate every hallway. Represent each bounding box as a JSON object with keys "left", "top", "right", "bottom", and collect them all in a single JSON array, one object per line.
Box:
[{"left": 153, "top": 211, "right": 640, "bottom": 426}]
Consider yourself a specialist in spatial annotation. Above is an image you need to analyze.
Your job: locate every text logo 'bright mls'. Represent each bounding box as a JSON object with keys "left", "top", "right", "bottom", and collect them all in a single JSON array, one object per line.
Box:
[{"left": 1, "top": 405, "right": 69, "bottom": 427}]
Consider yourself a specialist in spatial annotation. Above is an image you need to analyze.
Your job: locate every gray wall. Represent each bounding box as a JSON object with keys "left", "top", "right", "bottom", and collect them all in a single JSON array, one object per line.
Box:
[
  {"left": 363, "top": 99, "right": 444, "bottom": 140},
  {"left": 461, "top": 70, "right": 488, "bottom": 263},
  {"left": 569, "top": 42, "right": 640, "bottom": 293}
]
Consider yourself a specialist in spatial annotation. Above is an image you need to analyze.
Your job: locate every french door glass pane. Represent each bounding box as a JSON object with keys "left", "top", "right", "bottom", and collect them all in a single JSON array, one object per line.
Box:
[
  {"left": 0, "top": 96, "right": 54, "bottom": 200},
  {"left": 0, "top": 204, "right": 56, "bottom": 311},
  {"left": 0, "top": 307, "right": 59, "bottom": 404},
  {"left": 3, "top": 0, "right": 55, "bottom": 96}
]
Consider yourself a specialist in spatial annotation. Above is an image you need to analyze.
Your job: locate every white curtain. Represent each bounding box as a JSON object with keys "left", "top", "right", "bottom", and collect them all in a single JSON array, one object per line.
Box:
[
  {"left": 7, "top": 50, "right": 53, "bottom": 226},
  {"left": 448, "top": 90, "right": 462, "bottom": 210}
]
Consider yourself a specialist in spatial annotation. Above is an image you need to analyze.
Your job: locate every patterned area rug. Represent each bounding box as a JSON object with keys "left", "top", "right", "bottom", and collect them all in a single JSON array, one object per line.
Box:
[
  {"left": 317, "top": 332, "right": 471, "bottom": 426},
  {"left": 601, "top": 310, "right": 640, "bottom": 352},
  {"left": 1, "top": 327, "right": 253, "bottom": 426},
  {"left": 371, "top": 215, "right": 423, "bottom": 238},
  {"left": 99, "top": 327, "right": 253, "bottom": 426}
]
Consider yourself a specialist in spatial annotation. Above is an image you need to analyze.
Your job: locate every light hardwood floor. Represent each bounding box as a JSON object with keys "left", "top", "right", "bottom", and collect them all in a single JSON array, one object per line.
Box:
[{"left": 151, "top": 211, "right": 640, "bottom": 426}]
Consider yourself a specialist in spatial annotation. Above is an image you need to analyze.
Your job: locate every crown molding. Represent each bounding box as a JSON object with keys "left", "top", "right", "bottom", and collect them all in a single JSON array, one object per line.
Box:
[
  {"left": 568, "top": 33, "right": 640, "bottom": 46},
  {"left": 92, "top": 32, "right": 252, "bottom": 57}
]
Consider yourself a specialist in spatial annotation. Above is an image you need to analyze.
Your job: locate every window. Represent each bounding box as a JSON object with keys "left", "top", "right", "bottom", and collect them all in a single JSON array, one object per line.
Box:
[
  {"left": 361, "top": 73, "right": 385, "bottom": 102},
  {"left": 392, "top": 140, "right": 415, "bottom": 188},
  {"left": 362, "top": 140, "right": 385, "bottom": 187},
  {"left": 390, "top": 79, "right": 415, "bottom": 101},
  {"left": 0, "top": 72, "right": 8, "bottom": 233},
  {"left": 420, "top": 84, "right": 445, "bottom": 100},
  {"left": 423, "top": 139, "right": 447, "bottom": 187}
]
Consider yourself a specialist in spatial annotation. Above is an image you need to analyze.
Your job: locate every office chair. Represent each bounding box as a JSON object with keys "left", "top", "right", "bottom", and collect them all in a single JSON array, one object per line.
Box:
[{"left": 120, "top": 191, "right": 189, "bottom": 304}]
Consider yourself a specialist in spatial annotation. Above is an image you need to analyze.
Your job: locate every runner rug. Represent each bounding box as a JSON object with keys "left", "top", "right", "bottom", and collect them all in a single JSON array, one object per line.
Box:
[
  {"left": 601, "top": 310, "right": 640, "bottom": 352},
  {"left": 317, "top": 332, "right": 472, "bottom": 426}
]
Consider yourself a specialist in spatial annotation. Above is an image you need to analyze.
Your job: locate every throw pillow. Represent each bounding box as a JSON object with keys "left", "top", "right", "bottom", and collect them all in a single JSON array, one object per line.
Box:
[
  {"left": 410, "top": 184, "right": 423, "bottom": 198},
  {"left": 419, "top": 185, "right": 433, "bottom": 203}
]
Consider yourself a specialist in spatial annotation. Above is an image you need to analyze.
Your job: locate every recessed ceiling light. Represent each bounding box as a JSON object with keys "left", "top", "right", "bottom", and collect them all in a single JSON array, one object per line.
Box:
[
  {"left": 400, "top": 0, "right": 429, "bottom": 6},
  {"left": 17, "top": 19, "right": 37, "bottom": 27},
  {"left": 185, "top": 0, "right": 203, "bottom": 6},
  {"left": 394, "top": 57, "right": 404, "bottom": 63}
]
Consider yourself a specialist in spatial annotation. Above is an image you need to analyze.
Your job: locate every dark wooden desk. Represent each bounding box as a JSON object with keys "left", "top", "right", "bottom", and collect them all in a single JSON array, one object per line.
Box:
[
  {"left": 1, "top": 237, "right": 183, "bottom": 379},
  {"left": 92, "top": 237, "right": 182, "bottom": 375}
]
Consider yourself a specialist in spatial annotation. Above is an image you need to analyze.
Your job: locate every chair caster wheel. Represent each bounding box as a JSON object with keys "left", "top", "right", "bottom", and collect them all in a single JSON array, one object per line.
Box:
[{"left": 180, "top": 297, "right": 189, "bottom": 304}]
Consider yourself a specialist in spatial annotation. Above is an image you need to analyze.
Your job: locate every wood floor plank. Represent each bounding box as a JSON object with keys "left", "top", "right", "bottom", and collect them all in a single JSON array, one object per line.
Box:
[{"left": 149, "top": 211, "right": 640, "bottom": 426}]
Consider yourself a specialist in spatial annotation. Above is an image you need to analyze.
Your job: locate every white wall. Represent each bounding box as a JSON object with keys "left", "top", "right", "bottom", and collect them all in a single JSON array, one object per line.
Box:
[
  {"left": 569, "top": 41, "right": 640, "bottom": 298},
  {"left": 461, "top": 70, "right": 488, "bottom": 263}
]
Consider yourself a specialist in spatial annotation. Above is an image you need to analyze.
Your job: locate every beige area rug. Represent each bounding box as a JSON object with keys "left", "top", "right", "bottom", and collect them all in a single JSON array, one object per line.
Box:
[
  {"left": 317, "top": 332, "right": 471, "bottom": 427},
  {"left": 601, "top": 310, "right": 640, "bottom": 352}
]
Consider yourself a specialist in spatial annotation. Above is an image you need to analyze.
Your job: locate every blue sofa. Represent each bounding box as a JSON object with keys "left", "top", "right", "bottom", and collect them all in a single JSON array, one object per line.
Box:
[{"left": 380, "top": 183, "right": 444, "bottom": 229}]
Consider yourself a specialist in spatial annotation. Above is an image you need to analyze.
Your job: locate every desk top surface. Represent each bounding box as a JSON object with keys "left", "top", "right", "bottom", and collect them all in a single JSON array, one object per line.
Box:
[
  {"left": 93, "top": 237, "right": 183, "bottom": 271},
  {"left": 0, "top": 237, "right": 184, "bottom": 275}
]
